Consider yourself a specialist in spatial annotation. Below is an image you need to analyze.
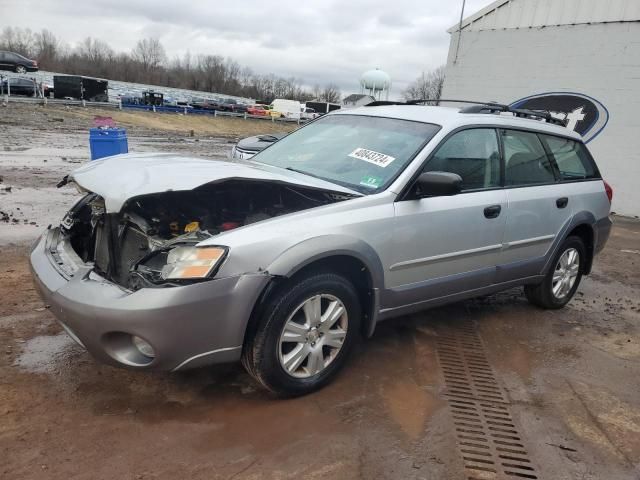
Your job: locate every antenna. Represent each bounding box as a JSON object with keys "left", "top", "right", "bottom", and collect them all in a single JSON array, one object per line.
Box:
[{"left": 453, "top": 0, "right": 467, "bottom": 64}]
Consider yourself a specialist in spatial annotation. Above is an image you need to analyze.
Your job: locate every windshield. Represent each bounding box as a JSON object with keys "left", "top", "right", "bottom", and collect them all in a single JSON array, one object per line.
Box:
[{"left": 251, "top": 115, "right": 440, "bottom": 193}]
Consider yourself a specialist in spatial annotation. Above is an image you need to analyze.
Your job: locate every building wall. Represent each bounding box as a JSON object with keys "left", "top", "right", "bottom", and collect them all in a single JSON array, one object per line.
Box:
[
  {"left": 442, "top": 22, "right": 640, "bottom": 216},
  {"left": 455, "top": 0, "right": 640, "bottom": 32}
]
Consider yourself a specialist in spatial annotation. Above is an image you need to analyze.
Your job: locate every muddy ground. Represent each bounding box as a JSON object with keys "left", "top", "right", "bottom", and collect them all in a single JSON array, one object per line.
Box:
[{"left": 1, "top": 104, "right": 640, "bottom": 479}]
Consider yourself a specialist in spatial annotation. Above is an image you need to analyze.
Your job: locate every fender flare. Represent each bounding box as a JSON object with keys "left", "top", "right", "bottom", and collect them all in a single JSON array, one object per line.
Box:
[
  {"left": 265, "top": 235, "right": 385, "bottom": 337},
  {"left": 542, "top": 210, "right": 597, "bottom": 275},
  {"left": 266, "top": 234, "right": 385, "bottom": 288}
]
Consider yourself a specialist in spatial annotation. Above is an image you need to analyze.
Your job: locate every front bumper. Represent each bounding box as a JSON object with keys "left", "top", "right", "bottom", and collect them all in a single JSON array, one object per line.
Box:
[{"left": 29, "top": 228, "right": 271, "bottom": 371}]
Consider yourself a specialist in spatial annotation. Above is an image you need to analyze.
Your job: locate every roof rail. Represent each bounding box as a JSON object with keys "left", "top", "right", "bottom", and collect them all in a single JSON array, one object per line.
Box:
[
  {"left": 365, "top": 100, "right": 407, "bottom": 106},
  {"left": 364, "top": 98, "right": 567, "bottom": 127}
]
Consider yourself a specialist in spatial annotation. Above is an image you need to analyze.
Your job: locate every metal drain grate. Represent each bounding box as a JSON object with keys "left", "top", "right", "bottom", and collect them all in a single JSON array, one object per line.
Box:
[{"left": 436, "top": 322, "right": 538, "bottom": 480}]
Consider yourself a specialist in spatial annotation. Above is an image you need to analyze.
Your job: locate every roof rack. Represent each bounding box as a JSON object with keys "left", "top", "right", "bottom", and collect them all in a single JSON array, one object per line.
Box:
[{"left": 364, "top": 99, "right": 567, "bottom": 126}]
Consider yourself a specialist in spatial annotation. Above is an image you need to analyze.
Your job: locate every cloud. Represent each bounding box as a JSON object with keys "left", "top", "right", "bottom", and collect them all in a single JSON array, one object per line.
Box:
[{"left": 4, "top": 0, "right": 494, "bottom": 98}]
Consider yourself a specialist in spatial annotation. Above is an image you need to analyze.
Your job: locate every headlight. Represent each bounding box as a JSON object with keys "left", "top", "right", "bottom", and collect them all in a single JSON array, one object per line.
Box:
[{"left": 160, "top": 246, "right": 227, "bottom": 280}]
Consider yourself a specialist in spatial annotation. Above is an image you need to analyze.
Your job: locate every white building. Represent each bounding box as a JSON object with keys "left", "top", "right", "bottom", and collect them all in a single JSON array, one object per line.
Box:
[
  {"left": 342, "top": 94, "right": 376, "bottom": 108},
  {"left": 441, "top": 0, "right": 640, "bottom": 216}
]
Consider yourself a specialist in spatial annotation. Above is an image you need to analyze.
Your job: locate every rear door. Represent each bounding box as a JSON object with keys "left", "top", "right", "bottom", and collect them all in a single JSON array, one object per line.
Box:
[
  {"left": 389, "top": 128, "right": 507, "bottom": 306},
  {"left": 498, "top": 128, "right": 573, "bottom": 281}
]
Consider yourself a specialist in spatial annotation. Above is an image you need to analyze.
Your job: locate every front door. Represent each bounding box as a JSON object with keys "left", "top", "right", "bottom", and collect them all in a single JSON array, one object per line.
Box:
[{"left": 388, "top": 128, "right": 506, "bottom": 307}]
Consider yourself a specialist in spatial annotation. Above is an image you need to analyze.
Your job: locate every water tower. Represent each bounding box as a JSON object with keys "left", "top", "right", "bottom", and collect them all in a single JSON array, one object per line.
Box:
[{"left": 360, "top": 68, "right": 391, "bottom": 101}]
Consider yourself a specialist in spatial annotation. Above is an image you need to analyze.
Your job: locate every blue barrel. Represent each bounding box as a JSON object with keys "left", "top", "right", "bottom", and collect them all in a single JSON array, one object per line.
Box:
[{"left": 89, "top": 128, "right": 128, "bottom": 160}]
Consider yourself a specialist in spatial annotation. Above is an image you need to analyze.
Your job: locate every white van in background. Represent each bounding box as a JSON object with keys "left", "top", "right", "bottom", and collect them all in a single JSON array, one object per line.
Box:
[{"left": 271, "top": 99, "right": 302, "bottom": 119}]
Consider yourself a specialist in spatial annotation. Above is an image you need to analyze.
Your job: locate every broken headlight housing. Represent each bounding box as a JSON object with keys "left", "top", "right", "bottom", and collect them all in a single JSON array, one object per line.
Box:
[{"left": 136, "top": 245, "right": 228, "bottom": 285}]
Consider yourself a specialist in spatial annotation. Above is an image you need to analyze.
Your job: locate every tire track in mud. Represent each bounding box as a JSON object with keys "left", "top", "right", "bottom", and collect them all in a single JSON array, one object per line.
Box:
[{"left": 435, "top": 320, "right": 538, "bottom": 480}]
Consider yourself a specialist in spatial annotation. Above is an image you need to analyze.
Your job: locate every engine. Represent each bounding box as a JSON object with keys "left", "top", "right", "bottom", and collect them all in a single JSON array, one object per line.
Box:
[{"left": 62, "top": 179, "right": 352, "bottom": 290}]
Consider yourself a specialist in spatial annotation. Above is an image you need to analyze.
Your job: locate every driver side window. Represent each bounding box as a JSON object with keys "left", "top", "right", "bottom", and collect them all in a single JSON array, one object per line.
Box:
[{"left": 423, "top": 128, "right": 500, "bottom": 191}]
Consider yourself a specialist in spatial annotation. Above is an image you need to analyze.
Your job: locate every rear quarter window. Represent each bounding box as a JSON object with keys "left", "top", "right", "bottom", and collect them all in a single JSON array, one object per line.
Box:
[{"left": 541, "top": 135, "right": 599, "bottom": 180}]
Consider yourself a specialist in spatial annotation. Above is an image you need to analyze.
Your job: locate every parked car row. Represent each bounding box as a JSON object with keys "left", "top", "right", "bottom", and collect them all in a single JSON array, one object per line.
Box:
[{"left": 119, "top": 91, "right": 322, "bottom": 121}]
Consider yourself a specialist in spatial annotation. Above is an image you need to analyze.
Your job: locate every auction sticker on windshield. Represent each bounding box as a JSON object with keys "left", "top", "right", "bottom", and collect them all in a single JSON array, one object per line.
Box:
[{"left": 349, "top": 148, "right": 396, "bottom": 168}]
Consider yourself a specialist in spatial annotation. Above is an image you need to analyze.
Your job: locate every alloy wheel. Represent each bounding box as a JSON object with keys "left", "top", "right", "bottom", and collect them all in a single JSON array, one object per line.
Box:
[
  {"left": 278, "top": 294, "right": 348, "bottom": 378},
  {"left": 15, "top": 65, "right": 26, "bottom": 74},
  {"left": 552, "top": 247, "right": 580, "bottom": 299}
]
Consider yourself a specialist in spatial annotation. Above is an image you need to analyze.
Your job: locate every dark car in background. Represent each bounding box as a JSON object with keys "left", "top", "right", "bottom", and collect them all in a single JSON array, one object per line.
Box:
[
  {"left": 0, "top": 51, "right": 38, "bottom": 73},
  {"left": 230, "top": 132, "right": 287, "bottom": 159},
  {"left": 217, "top": 98, "right": 248, "bottom": 113},
  {"left": 0, "top": 77, "right": 39, "bottom": 96}
]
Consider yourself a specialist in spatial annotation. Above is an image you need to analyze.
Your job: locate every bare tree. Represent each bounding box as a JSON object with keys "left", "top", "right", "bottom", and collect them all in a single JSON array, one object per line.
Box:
[
  {"left": 33, "top": 29, "right": 59, "bottom": 69},
  {"left": 320, "top": 83, "right": 341, "bottom": 103},
  {"left": 0, "top": 27, "right": 35, "bottom": 57},
  {"left": 132, "top": 37, "right": 166, "bottom": 71},
  {"left": 78, "top": 37, "right": 113, "bottom": 64},
  {"left": 402, "top": 66, "right": 445, "bottom": 103}
]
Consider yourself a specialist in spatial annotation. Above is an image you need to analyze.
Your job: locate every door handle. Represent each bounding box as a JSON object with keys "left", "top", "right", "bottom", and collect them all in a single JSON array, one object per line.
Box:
[
  {"left": 556, "top": 197, "right": 569, "bottom": 209},
  {"left": 484, "top": 205, "right": 502, "bottom": 219}
]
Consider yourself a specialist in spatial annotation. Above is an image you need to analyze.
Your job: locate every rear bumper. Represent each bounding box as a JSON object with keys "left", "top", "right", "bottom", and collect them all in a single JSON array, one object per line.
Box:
[{"left": 30, "top": 228, "right": 270, "bottom": 371}]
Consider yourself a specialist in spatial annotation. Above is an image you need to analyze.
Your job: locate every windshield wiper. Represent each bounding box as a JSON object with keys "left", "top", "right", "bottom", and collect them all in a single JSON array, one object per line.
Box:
[{"left": 284, "top": 166, "right": 322, "bottom": 178}]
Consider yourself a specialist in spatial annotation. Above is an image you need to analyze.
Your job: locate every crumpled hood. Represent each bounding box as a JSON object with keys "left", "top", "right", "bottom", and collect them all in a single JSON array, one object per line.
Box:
[{"left": 71, "top": 152, "right": 360, "bottom": 212}]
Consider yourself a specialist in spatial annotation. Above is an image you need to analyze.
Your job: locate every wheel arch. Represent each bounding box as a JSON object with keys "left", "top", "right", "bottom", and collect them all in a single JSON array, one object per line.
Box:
[
  {"left": 567, "top": 223, "right": 595, "bottom": 274},
  {"left": 243, "top": 236, "right": 385, "bottom": 347},
  {"left": 544, "top": 211, "right": 597, "bottom": 276}
]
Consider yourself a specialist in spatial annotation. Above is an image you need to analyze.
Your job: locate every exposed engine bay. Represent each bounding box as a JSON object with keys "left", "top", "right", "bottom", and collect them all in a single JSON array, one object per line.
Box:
[{"left": 62, "top": 179, "right": 354, "bottom": 290}]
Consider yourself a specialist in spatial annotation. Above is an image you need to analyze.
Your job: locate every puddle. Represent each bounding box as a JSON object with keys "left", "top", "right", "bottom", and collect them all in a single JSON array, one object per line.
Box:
[
  {"left": 13, "top": 331, "right": 79, "bottom": 374},
  {"left": 382, "top": 381, "right": 440, "bottom": 440}
]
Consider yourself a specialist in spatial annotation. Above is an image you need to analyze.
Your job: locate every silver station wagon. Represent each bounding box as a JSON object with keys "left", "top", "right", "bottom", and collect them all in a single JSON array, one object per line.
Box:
[{"left": 30, "top": 102, "right": 613, "bottom": 395}]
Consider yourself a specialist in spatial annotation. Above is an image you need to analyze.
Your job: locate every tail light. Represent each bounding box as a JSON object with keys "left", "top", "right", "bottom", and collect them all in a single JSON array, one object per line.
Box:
[
  {"left": 33, "top": 60, "right": 38, "bottom": 67},
  {"left": 603, "top": 180, "right": 613, "bottom": 203}
]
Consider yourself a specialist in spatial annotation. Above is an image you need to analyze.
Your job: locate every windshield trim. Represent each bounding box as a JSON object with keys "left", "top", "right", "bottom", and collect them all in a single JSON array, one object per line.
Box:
[{"left": 251, "top": 113, "right": 442, "bottom": 195}]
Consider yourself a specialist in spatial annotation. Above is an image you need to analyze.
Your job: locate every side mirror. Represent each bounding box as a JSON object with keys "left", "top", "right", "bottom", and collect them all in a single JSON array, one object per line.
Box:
[{"left": 414, "top": 171, "right": 463, "bottom": 198}]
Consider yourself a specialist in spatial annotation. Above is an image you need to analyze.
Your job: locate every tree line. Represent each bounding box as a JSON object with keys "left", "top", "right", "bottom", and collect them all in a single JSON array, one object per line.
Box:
[
  {"left": 402, "top": 66, "right": 445, "bottom": 103},
  {"left": 0, "top": 27, "right": 342, "bottom": 103}
]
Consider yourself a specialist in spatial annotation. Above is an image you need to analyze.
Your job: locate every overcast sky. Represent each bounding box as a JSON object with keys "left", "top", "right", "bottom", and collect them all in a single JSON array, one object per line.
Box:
[{"left": 3, "top": 0, "right": 494, "bottom": 98}]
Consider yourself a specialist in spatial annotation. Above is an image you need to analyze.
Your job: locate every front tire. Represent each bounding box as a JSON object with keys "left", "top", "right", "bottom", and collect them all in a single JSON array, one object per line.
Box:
[
  {"left": 242, "top": 272, "right": 361, "bottom": 396},
  {"left": 15, "top": 65, "right": 27, "bottom": 74},
  {"left": 525, "top": 235, "right": 585, "bottom": 309}
]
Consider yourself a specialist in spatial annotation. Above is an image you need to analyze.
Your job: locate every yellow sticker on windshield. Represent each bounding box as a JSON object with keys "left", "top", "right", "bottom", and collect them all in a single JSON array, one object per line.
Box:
[{"left": 348, "top": 148, "right": 396, "bottom": 168}]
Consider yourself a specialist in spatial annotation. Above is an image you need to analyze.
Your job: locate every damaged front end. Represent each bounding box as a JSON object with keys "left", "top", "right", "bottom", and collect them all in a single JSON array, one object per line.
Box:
[{"left": 61, "top": 179, "right": 354, "bottom": 291}]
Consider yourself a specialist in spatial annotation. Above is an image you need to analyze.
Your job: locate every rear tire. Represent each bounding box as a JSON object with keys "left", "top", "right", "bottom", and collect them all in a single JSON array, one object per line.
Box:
[
  {"left": 242, "top": 272, "right": 361, "bottom": 396},
  {"left": 524, "top": 235, "right": 585, "bottom": 309}
]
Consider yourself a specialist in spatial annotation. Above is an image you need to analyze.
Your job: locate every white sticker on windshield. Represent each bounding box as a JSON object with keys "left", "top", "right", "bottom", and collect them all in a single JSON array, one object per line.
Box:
[{"left": 348, "top": 148, "right": 396, "bottom": 168}]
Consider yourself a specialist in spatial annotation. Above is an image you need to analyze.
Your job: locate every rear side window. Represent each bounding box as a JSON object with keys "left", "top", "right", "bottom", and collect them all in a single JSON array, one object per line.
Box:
[
  {"left": 502, "top": 129, "right": 556, "bottom": 186},
  {"left": 541, "top": 135, "right": 599, "bottom": 180},
  {"left": 424, "top": 128, "right": 500, "bottom": 191}
]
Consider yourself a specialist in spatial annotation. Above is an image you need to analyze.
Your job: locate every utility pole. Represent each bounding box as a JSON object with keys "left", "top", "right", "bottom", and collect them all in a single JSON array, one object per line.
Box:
[{"left": 453, "top": 0, "right": 466, "bottom": 64}]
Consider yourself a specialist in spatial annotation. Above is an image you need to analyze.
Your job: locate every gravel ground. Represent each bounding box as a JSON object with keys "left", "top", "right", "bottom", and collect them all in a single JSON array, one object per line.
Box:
[{"left": 1, "top": 105, "right": 639, "bottom": 479}]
